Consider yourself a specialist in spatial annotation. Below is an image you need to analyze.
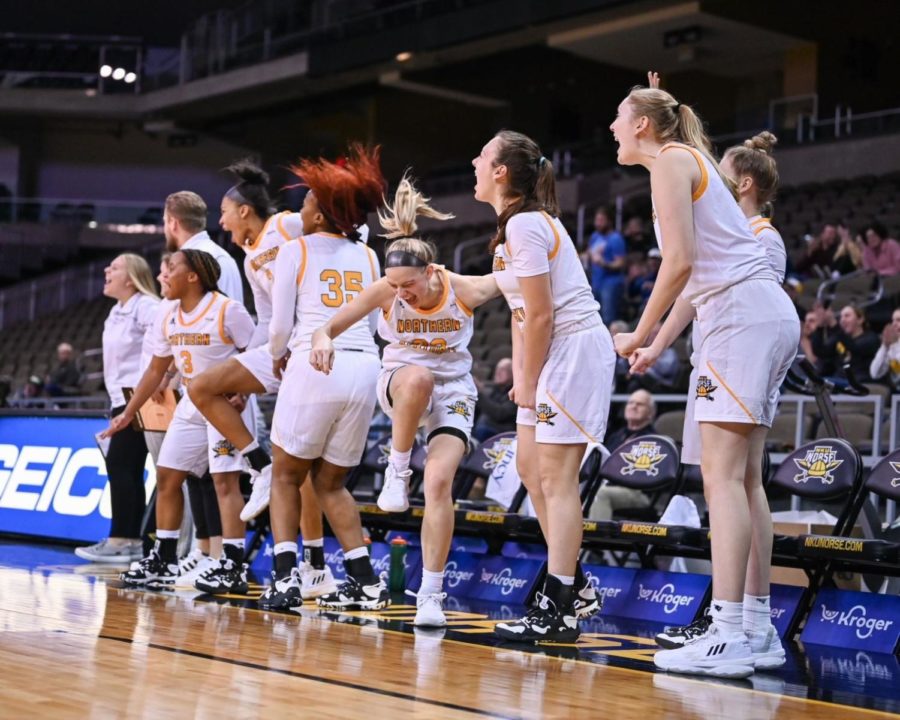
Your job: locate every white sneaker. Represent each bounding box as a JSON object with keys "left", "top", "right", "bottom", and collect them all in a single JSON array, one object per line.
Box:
[
  {"left": 747, "top": 625, "right": 786, "bottom": 669},
  {"left": 177, "top": 548, "right": 205, "bottom": 575},
  {"left": 653, "top": 623, "right": 755, "bottom": 679},
  {"left": 75, "top": 539, "right": 143, "bottom": 564},
  {"left": 407, "top": 589, "right": 447, "bottom": 627},
  {"left": 241, "top": 464, "right": 272, "bottom": 522},
  {"left": 176, "top": 554, "right": 219, "bottom": 588},
  {"left": 377, "top": 463, "right": 412, "bottom": 512},
  {"left": 299, "top": 561, "right": 339, "bottom": 599}
]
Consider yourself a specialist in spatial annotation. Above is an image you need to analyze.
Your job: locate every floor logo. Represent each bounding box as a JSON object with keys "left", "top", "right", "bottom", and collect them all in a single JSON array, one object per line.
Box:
[{"left": 794, "top": 445, "right": 843, "bottom": 485}]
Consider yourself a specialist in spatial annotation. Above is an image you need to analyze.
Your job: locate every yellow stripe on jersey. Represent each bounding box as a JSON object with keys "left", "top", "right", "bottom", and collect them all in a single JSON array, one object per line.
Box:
[
  {"left": 217, "top": 299, "right": 232, "bottom": 345},
  {"left": 416, "top": 267, "right": 450, "bottom": 316},
  {"left": 276, "top": 212, "right": 293, "bottom": 242},
  {"left": 178, "top": 292, "right": 219, "bottom": 327},
  {"left": 540, "top": 211, "right": 562, "bottom": 260},
  {"left": 365, "top": 245, "right": 379, "bottom": 284},
  {"left": 659, "top": 142, "right": 709, "bottom": 202},
  {"left": 296, "top": 237, "right": 309, "bottom": 287}
]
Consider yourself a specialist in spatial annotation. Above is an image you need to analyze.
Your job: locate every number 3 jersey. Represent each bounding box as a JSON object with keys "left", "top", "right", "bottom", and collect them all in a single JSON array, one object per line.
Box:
[
  {"left": 378, "top": 269, "right": 474, "bottom": 382},
  {"left": 152, "top": 291, "right": 256, "bottom": 383},
  {"left": 268, "top": 232, "right": 381, "bottom": 357}
]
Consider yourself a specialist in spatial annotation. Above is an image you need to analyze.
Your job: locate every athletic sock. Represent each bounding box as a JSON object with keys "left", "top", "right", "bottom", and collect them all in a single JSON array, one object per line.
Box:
[
  {"left": 389, "top": 446, "right": 411, "bottom": 470},
  {"left": 241, "top": 440, "right": 271, "bottom": 473},
  {"left": 710, "top": 598, "right": 745, "bottom": 638},
  {"left": 543, "top": 573, "right": 575, "bottom": 610},
  {"left": 420, "top": 569, "right": 444, "bottom": 596},
  {"left": 303, "top": 537, "right": 325, "bottom": 570},
  {"left": 344, "top": 546, "right": 376, "bottom": 583},
  {"left": 223, "top": 538, "right": 244, "bottom": 564},
  {"left": 156, "top": 529, "right": 179, "bottom": 563},
  {"left": 743, "top": 594, "right": 773, "bottom": 634}
]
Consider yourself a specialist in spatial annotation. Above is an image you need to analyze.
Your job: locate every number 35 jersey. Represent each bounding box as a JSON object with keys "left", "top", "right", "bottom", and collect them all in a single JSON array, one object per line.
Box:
[
  {"left": 269, "top": 232, "right": 381, "bottom": 358},
  {"left": 153, "top": 291, "right": 256, "bottom": 382},
  {"left": 378, "top": 268, "right": 474, "bottom": 382}
]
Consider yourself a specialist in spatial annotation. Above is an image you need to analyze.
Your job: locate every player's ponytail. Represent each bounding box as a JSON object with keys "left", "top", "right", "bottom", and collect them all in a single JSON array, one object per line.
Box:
[
  {"left": 224, "top": 158, "right": 274, "bottom": 220},
  {"left": 181, "top": 249, "right": 221, "bottom": 294},
  {"left": 723, "top": 131, "right": 779, "bottom": 214}
]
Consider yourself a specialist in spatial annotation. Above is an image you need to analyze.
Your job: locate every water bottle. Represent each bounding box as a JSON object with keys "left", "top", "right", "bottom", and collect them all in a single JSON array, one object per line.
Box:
[{"left": 389, "top": 536, "right": 408, "bottom": 593}]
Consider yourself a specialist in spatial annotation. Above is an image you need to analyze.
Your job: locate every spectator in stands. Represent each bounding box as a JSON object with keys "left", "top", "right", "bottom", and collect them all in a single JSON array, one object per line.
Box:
[
  {"left": 587, "top": 206, "right": 626, "bottom": 324},
  {"left": 870, "top": 307, "right": 900, "bottom": 389},
  {"left": 625, "top": 321, "right": 680, "bottom": 393},
  {"left": 0, "top": 375, "right": 10, "bottom": 407},
  {"left": 809, "top": 301, "right": 841, "bottom": 375},
  {"left": 76, "top": 254, "right": 160, "bottom": 564},
  {"left": 861, "top": 221, "right": 900, "bottom": 276},
  {"left": 628, "top": 248, "right": 661, "bottom": 315},
  {"left": 44, "top": 342, "right": 82, "bottom": 396},
  {"left": 815, "top": 304, "right": 880, "bottom": 383},
  {"left": 589, "top": 389, "right": 657, "bottom": 521},
  {"left": 799, "top": 309, "right": 819, "bottom": 366},
  {"left": 831, "top": 222, "right": 863, "bottom": 275},
  {"left": 10, "top": 375, "right": 44, "bottom": 406},
  {"left": 472, "top": 357, "right": 517, "bottom": 441},
  {"left": 163, "top": 191, "right": 244, "bottom": 304},
  {"left": 796, "top": 221, "right": 839, "bottom": 277},
  {"left": 622, "top": 215, "right": 652, "bottom": 254}
]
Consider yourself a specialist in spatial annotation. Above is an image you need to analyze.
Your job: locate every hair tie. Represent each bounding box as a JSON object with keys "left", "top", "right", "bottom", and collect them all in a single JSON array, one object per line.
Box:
[
  {"left": 385, "top": 250, "right": 428, "bottom": 268},
  {"left": 673, "top": 103, "right": 682, "bottom": 113},
  {"left": 225, "top": 184, "right": 250, "bottom": 206},
  {"left": 538, "top": 156, "right": 547, "bottom": 168}
]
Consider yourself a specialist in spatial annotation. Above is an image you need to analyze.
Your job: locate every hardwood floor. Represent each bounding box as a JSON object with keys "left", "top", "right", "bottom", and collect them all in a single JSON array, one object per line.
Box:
[{"left": 0, "top": 564, "right": 895, "bottom": 719}]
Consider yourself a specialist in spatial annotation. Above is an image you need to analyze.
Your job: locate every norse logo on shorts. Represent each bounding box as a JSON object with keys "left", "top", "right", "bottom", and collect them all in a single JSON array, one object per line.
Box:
[
  {"left": 620, "top": 441, "right": 667, "bottom": 476},
  {"left": 212, "top": 439, "right": 236, "bottom": 457},
  {"left": 512, "top": 307, "right": 526, "bottom": 324},
  {"left": 695, "top": 375, "right": 717, "bottom": 401},
  {"left": 447, "top": 400, "right": 471, "bottom": 419},
  {"left": 535, "top": 403, "right": 557, "bottom": 425},
  {"left": 492, "top": 255, "right": 506, "bottom": 272},
  {"left": 793, "top": 445, "right": 843, "bottom": 485}
]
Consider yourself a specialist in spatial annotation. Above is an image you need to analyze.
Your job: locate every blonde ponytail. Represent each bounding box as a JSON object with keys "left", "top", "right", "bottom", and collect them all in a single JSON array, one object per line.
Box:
[
  {"left": 628, "top": 86, "right": 737, "bottom": 200},
  {"left": 378, "top": 173, "right": 454, "bottom": 240},
  {"left": 724, "top": 131, "right": 780, "bottom": 212}
]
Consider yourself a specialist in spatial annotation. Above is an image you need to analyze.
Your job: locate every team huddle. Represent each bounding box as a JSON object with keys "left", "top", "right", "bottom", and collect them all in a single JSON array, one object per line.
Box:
[{"left": 101, "top": 76, "right": 800, "bottom": 681}]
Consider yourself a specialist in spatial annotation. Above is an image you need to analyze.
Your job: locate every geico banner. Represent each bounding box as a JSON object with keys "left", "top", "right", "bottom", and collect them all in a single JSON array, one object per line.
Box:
[{"left": 0, "top": 415, "right": 156, "bottom": 542}]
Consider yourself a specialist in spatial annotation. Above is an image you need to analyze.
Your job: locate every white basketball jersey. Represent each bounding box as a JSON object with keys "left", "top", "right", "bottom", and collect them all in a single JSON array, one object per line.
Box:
[
  {"left": 159, "top": 292, "right": 256, "bottom": 383},
  {"left": 493, "top": 210, "right": 600, "bottom": 333},
  {"left": 288, "top": 232, "right": 380, "bottom": 354},
  {"left": 243, "top": 212, "right": 298, "bottom": 349},
  {"left": 749, "top": 215, "right": 787, "bottom": 283},
  {"left": 652, "top": 143, "right": 777, "bottom": 306},
  {"left": 379, "top": 269, "right": 474, "bottom": 382}
]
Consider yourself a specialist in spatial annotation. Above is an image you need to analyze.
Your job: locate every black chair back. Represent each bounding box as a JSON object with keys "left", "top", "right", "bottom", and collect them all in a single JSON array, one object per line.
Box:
[{"left": 600, "top": 434, "right": 681, "bottom": 492}]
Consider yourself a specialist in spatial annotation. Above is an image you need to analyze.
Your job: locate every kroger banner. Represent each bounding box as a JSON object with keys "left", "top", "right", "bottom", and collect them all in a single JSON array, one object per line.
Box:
[
  {"left": 614, "top": 569, "right": 710, "bottom": 625},
  {"left": 407, "top": 550, "right": 481, "bottom": 596},
  {"left": 770, "top": 583, "right": 806, "bottom": 638},
  {"left": 581, "top": 564, "right": 638, "bottom": 616},
  {"left": 801, "top": 588, "right": 900, "bottom": 653},
  {"left": 469, "top": 554, "right": 542, "bottom": 604},
  {"left": 0, "top": 415, "right": 156, "bottom": 543},
  {"left": 323, "top": 537, "right": 422, "bottom": 587}
]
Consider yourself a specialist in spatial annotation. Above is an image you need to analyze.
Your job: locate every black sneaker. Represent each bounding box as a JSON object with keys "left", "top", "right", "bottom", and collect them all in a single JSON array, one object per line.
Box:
[
  {"left": 494, "top": 592, "right": 580, "bottom": 643},
  {"left": 194, "top": 558, "right": 249, "bottom": 595},
  {"left": 655, "top": 607, "right": 712, "bottom": 649},
  {"left": 574, "top": 580, "right": 602, "bottom": 619},
  {"left": 316, "top": 573, "right": 390, "bottom": 610},
  {"left": 258, "top": 569, "right": 303, "bottom": 611},
  {"left": 121, "top": 549, "right": 178, "bottom": 586}
]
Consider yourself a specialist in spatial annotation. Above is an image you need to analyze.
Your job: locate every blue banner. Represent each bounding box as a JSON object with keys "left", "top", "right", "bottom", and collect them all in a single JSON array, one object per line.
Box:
[
  {"left": 581, "top": 564, "right": 637, "bottom": 616},
  {"left": 501, "top": 541, "right": 547, "bottom": 560},
  {"left": 769, "top": 583, "right": 806, "bottom": 638},
  {"left": 406, "top": 549, "right": 481, "bottom": 596},
  {"left": 0, "top": 415, "right": 156, "bottom": 543},
  {"left": 612, "top": 569, "right": 710, "bottom": 625},
  {"left": 804, "top": 644, "right": 900, "bottom": 699},
  {"left": 323, "top": 537, "right": 421, "bottom": 587},
  {"left": 469, "top": 555, "right": 542, "bottom": 604},
  {"left": 801, "top": 588, "right": 900, "bottom": 653}
]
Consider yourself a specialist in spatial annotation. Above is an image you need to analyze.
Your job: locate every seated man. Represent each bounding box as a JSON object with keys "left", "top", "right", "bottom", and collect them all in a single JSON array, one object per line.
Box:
[
  {"left": 589, "top": 389, "right": 657, "bottom": 522},
  {"left": 45, "top": 342, "right": 83, "bottom": 397}
]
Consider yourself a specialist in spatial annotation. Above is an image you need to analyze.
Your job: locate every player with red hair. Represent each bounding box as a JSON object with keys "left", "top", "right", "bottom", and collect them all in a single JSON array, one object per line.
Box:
[{"left": 259, "top": 145, "right": 390, "bottom": 611}]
